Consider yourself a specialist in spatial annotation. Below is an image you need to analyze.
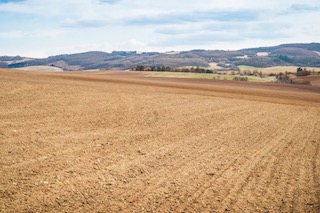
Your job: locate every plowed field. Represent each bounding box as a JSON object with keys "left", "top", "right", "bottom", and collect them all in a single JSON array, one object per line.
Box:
[{"left": 1, "top": 69, "right": 320, "bottom": 212}]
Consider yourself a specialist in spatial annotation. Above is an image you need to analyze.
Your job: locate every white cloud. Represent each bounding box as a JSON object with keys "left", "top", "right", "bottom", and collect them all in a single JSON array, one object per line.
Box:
[
  {"left": 0, "top": 0, "right": 319, "bottom": 57},
  {"left": 0, "top": 29, "right": 63, "bottom": 39}
]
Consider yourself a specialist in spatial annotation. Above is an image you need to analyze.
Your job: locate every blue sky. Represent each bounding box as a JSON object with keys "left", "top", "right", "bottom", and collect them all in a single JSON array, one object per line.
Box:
[{"left": 0, "top": 0, "right": 319, "bottom": 57}]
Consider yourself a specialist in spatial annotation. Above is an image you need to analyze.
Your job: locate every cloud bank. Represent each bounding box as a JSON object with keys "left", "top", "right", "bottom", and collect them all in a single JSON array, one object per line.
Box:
[{"left": 0, "top": 0, "right": 319, "bottom": 57}]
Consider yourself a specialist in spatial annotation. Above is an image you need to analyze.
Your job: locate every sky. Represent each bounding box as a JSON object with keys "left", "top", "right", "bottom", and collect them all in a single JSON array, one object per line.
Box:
[{"left": 0, "top": 0, "right": 320, "bottom": 57}]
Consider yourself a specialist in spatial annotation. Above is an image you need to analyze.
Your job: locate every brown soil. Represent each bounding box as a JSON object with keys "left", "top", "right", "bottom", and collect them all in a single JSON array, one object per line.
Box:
[
  {"left": 299, "top": 75, "right": 320, "bottom": 87},
  {"left": 1, "top": 69, "right": 320, "bottom": 212}
]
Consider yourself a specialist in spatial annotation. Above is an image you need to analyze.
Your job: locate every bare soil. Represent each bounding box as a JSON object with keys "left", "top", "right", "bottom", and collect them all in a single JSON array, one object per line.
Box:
[
  {"left": 299, "top": 75, "right": 320, "bottom": 87},
  {"left": 16, "top": 66, "right": 63, "bottom": 72},
  {"left": 1, "top": 69, "right": 320, "bottom": 212}
]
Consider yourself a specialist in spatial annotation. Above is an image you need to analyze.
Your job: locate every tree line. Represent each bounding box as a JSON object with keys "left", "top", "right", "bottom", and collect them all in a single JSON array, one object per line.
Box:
[
  {"left": 275, "top": 67, "right": 320, "bottom": 85},
  {"left": 134, "top": 65, "right": 212, "bottom": 73}
]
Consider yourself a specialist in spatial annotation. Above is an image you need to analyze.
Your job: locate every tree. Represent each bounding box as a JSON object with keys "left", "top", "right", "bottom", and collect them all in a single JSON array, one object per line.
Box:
[
  {"left": 276, "top": 72, "right": 291, "bottom": 83},
  {"left": 135, "top": 65, "right": 145, "bottom": 71},
  {"left": 296, "top": 67, "right": 310, "bottom": 76}
]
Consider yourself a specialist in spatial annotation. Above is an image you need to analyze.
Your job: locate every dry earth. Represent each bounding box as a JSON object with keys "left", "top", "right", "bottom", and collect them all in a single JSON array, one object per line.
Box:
[
  {"left": 299, "top": 75, "right": 320, "bottom": 87},
  {"left": 0, "top": 69, "right": 320, "bottom": 212},
  {"left": 15, "top": 66, "right": 63, "bottom": 72}
]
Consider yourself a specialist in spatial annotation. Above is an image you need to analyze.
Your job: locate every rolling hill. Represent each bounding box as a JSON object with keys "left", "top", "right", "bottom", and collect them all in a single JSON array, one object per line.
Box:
[{"left": 1, "top": 43, "right": 320, "bottom": 71}]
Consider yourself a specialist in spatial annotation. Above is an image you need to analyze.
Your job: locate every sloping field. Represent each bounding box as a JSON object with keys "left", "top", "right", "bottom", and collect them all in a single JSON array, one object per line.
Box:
[
  {"left": 16, "top": 66, "right": 63, "bottom": 72},
  {"left": 147, "top": 71, "right": 274, "bottom": 83},
  {"left": 299, "top": 75, "right": 320, "bottom": 87},
  {"left": 239, "top": 65, "right": 320, "bottom": 74},
  {"left": 0, "top": 69, "right": 319, "bottom": 212}
]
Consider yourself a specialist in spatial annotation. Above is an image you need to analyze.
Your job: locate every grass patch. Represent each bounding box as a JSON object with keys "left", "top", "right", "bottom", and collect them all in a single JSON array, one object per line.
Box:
[
  {"left": 147, "top": 71, "right": 273, "bottom": 83},
  {"left": 238, "top": 65, "right": 320, "bottom": 74}
]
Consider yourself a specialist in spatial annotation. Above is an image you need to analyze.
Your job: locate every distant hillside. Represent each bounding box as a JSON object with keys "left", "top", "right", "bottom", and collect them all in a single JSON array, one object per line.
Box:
[{"left": 1, "top": 43, "right": 320, "bottom": 71}]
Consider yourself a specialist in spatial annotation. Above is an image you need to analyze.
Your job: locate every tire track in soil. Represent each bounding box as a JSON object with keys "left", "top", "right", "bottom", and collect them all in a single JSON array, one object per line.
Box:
[
  {"left": 312, "top": 118, "right": 320, "bottom": 212},
  {"left": 92, "top": 103, "right": 260, "bottom": 210},
  {"left": 228, "top": 116, "right": 307, "bottom": 203},
  {"left": 285, "top": 115, "right": 317, "bottom": 213},
  {"left": 230, "top": 115, "right": 310, "bottom": 211},
  {"left": 118, "top": 105, "right": 291, "bottom": 212},
  {"left": 99, "top": 103, "right": 257, "bottom": 210},
  {"left": 311, "top": 127, "right": 320, "bottom": 213},
  {"left": 173, "top": 110, "right": 305, "bottom": 212},
  {"left": 223, "top": 110, "right": 320, "bottom": 213},
  {"left": 269, "top": 114, "right": 320, "bottom": 213}
]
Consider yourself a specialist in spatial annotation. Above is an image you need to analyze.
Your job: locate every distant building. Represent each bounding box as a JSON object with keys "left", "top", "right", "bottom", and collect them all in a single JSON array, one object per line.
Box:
[
  {"left": 235, "top": 55, "right": 249, "bottom": 59},
  {"left": 164, "top": 51, "right": 180, "bottom": 55},
  {"left": 256, "top": 52, "right": 269, "bottom": 57}
]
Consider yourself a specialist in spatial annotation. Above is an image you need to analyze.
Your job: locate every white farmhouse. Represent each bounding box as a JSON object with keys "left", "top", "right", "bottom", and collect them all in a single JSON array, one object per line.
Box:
[{"left": 256, "top": 52, "right": 269, "bottom": 57}]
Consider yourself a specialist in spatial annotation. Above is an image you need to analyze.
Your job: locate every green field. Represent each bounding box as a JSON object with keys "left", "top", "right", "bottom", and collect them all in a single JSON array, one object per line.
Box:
[
  {"left": 238, "top": 65, "right": 320, "bottom": 74},
  {"left": 148, "top": 71, "right": 274, "bottom": 83}
]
